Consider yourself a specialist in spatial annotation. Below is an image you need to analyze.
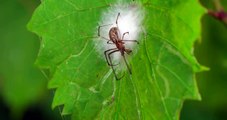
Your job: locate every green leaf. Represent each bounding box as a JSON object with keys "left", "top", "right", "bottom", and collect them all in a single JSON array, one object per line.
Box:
[
  {"left": 0, "top": 0, "right": 46, "bottom": 117},
  {"left": 197, "top": 0, "right": 227, "bottom": 107},
  {"left": 28, "top": 0, "right": 206, "bottom": 119},
  {"left": 181, "top": 0, "right": 227, "bottom": 119}
]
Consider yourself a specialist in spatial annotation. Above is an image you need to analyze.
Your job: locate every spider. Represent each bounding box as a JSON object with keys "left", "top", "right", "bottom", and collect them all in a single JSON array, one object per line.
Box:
[{"left": 98, "top": 13, "right": 139, "bottom": 80}]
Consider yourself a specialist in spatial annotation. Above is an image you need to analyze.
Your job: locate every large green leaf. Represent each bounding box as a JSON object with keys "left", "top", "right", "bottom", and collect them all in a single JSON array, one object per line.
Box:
[{"left": 28, "top": 0, "right": 205, "bottom": 119}]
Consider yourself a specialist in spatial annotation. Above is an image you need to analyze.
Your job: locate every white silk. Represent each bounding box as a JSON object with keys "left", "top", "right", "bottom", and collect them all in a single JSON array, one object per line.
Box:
[{"left": 94, "top": 3, "right": 144, "bottom": 71}]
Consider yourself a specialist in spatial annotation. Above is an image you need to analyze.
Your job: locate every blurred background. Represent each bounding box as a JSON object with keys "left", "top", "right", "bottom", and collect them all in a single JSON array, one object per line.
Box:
[
  {"left": 181, "top": 0, "right": 227, "bottom": 120},
  {"left": 0, "top": 0, "right": 226, "bottom": 120},
  {"left": 0, "top": 0, "right": 62, "bottom": 120}
]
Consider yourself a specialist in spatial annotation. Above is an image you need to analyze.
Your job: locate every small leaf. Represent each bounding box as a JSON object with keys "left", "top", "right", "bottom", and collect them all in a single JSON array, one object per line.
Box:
[{"left": 28, "top": 0, "right": 206, "bottom": 119}]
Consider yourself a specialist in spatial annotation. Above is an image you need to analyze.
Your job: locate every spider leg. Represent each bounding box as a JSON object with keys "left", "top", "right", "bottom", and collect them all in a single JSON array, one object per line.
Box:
[
  {"left": 116, "top": 13, "right": 120, "bottom": 25},
  {"left": 104, "top": 48, "right": 118, "bottom": 66},
  {"left": 116, "top": 13, "right": 121, "bottom": 36},
  {"left": 122, "top": 52, "right": 132, "bottom": 74},
  {"left": 122, "top": 32, "right": 129, "bottom": 40},
  {"left": 122, "top": 40, "right": 139, "bottom": 44},
  {"left": 98, "top": 24, "right": 112, "bottom": 40},
  {"left": 107, "top": 40, "right": 115, "bottom": 44},
  {"left": 108, "top": 50, "right": 125, "bottom": 80}
]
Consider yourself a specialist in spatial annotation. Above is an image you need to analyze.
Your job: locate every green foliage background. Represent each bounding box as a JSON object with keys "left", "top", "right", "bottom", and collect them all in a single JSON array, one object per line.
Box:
[
  {"left": 0, "top": 0, "right": 226, "bottom": 120},
  {"left": 181, "top": 0, "right": 227, "bottom": 120},
  {"left": 0, "top": 0, "right": 61, "bottom": 120}
]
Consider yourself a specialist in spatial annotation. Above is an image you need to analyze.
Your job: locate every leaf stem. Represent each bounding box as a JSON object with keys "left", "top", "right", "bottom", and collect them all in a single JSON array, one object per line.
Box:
[{"left": 208, "top": 0, "right": 227, "bottom": 26}]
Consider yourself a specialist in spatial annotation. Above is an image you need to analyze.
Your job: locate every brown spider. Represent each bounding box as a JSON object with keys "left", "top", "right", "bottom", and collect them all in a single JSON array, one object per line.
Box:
[{"left": 98, "top": 13, "right": 139, "bottom": 80}]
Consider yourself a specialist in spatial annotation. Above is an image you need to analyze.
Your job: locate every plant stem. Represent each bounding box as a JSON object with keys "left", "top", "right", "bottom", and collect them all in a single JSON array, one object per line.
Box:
[{"left": 208, "top": 0, "right": 227, "bottom": 25}]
